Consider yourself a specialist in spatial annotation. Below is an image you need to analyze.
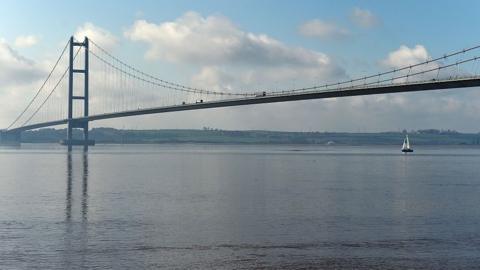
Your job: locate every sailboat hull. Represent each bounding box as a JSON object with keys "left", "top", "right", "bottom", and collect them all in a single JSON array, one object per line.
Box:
[{"left": 402, "top": 149, "right": 414, "bottom": 153}]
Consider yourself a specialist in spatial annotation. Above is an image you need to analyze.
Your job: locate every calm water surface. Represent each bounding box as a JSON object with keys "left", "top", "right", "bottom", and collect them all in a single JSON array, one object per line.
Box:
[{"left": 1, "top": 144, "right": 480, "bottom": 269}]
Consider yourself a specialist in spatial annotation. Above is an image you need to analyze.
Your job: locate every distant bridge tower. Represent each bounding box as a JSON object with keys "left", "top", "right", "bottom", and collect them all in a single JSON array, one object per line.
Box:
[{"left": 61, "top": 36, "right": 94, "bottom": 150}]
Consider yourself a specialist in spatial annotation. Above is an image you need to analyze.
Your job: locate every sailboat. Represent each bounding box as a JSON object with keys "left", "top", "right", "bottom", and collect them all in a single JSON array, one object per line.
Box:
[{"left": 401, "top": 135, "right": 413, "bottom": 153}]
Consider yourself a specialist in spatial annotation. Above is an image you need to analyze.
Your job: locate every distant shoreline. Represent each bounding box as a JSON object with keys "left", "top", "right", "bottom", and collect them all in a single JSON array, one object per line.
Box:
[{"left": 19, "top": 128, "right": 480, "bottom": 146}]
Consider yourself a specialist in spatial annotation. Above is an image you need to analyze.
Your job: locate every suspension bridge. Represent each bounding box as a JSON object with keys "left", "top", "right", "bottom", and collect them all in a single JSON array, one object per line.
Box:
[{"left": 2, "top": 36, "right": 480, "bottom": 150}]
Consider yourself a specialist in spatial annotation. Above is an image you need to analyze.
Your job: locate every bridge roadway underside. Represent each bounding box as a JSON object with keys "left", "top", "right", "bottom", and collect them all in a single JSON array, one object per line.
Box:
[{"left": 8, "top": 77, "right": 480, "bottom": 133}]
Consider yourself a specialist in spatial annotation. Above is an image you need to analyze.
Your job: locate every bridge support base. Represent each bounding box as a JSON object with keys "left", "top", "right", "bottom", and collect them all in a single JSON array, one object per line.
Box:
[
  {"left": 60, "top": 139, "right": 95, "bottom": 146},
  {"left": 0, "top": 131, "right": 21, "bottom": 146},
  {"left": 62, "top": 120, "right": 93, "bottom": 150}
]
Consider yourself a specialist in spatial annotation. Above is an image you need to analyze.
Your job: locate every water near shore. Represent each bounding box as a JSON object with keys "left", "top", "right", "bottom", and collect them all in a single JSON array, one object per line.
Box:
[{"left": 1, "top": 144, "right": 480, "bottom": 269}]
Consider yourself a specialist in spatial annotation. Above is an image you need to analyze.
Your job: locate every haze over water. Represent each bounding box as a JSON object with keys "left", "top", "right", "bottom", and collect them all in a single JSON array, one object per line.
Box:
[{"left": 1, "top": 144, "right": 480, "bottom": 269}]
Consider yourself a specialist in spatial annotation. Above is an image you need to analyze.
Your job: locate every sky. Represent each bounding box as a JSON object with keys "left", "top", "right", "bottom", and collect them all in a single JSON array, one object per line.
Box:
[{"left": 1, "top": 0, "right": 480, "bottom": 132}]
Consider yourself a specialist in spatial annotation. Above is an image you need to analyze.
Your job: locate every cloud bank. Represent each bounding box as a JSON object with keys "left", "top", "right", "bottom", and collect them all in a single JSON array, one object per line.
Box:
[
  {"left": 125, "top": 12, "right": 338, "bottom": 69},
  {"left": 125, "top": 12, "right": 345, "bottom": 92}
]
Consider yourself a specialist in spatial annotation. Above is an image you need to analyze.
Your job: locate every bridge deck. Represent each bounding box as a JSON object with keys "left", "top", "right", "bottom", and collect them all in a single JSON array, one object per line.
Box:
[{"left": 8, "top": 77, "right": 480, "bottom": 133}]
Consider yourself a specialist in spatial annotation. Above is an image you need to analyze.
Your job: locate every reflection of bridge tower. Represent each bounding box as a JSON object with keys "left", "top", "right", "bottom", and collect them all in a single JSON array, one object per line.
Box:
[
  {"left": 65, "top": 152, "right": 89, "bottom": 221},
  {"left": 61, "top": 36, "right": 94, "bottom": 151}
]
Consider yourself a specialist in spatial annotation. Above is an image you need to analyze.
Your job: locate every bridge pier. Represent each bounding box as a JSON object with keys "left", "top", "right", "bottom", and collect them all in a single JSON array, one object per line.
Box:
[
  {"left": 0, "top": 130, "right": 21, "bottom": 146},
  {"left": 60, "top": 120, "right": 95, "bottom": 149}
]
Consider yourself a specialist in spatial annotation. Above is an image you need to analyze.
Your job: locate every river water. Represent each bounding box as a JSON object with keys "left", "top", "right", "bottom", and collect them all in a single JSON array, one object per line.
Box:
[{"left": 1, "top": 144, "right": 480, "bottom": 269}]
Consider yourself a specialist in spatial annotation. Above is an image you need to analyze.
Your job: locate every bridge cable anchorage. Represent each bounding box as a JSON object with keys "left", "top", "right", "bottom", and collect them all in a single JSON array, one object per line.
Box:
[
  {"left": 88, "top": 39, "right": 254, "bottom": 97},
  {"left": 20, "top": 46, "right": 82, "bottom": 128},
  {"left": 6, "top": 40, "right": 70, "bottom": 130}
]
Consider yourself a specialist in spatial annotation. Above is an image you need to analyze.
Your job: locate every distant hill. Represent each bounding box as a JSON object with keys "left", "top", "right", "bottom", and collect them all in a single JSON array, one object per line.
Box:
[{"left": 20, "top": 128, "right": 480, "bottom": 145}]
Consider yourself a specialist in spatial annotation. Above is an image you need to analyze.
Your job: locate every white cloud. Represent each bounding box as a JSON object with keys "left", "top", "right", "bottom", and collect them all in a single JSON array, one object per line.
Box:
[
  {"left": 14, "top": 35, "right": 39, "bottom": 48},
  {"left": 382, "top": 45, "right": 431, "bottom": 69},
  {"left": 124, "top": 12, "right": 340, "bottom": 70},
  {"left": 74, "top": 22, "right": 118, "bottom": 50},
  {"left": 350, "top": 7, "right": 380, "bottom": 28},
  {"left": 299, "top": 19, "right": 350, "bottom": 40},
  {"left": 124, "top": 11, "right": 345, "bottom": 96},
  {"left": 380, "top": 44, "right": 442, "bottom": 83}
]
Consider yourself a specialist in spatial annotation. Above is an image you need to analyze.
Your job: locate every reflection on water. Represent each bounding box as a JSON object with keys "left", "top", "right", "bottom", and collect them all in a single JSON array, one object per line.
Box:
[
  {"left": 65, "top": 152, "right": 89, "bottom": 222},
  {"left": 1, "top": 144, "right": 480, "bottom": 269},
  {"left": 82, "top": 153, "right": 89, "bottom": 221},
  {"left": 63, "top": 152, "right": 90, "bottom": 269},
  {"left": 66, "top": 153, "right": 73, "bottom": 221}
]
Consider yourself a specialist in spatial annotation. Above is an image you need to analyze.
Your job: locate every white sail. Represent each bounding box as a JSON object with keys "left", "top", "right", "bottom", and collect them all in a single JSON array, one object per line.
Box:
[{"left": 402, "top": 134, "right": 413, "bottom": 152}]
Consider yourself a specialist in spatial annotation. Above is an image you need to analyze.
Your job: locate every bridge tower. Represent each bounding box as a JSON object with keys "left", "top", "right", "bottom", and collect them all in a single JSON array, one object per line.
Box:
[{"left": 61, "top": 36, "right": 94, "bottom": 150}]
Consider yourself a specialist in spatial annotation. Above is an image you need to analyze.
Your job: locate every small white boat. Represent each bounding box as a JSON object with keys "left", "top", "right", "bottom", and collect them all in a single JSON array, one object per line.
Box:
[{"left": 401, "top": 135, "right": 413, "bottom": 153}]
